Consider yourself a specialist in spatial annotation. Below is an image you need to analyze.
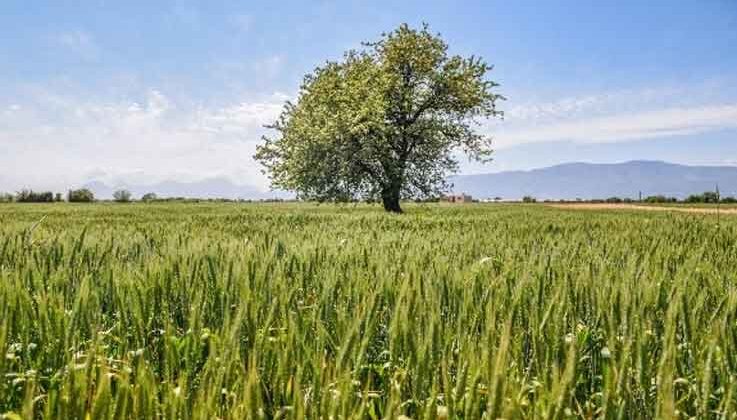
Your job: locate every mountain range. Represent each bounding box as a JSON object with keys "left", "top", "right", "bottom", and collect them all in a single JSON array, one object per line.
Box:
[
  {"left": 76, "top": 161, "right": 737, "bottom": 201},
  {"left": 450, "top": 161, "right": 737, "bottom": 200}
]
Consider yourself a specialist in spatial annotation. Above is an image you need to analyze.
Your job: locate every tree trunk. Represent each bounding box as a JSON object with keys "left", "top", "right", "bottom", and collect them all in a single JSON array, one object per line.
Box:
[{"left": 381, "top": 184, "right": 402, "bottom": 213}]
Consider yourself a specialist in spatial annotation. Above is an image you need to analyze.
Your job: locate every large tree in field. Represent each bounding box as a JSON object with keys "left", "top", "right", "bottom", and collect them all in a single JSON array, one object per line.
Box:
[{"left": 255, "top": 24, "right": 503, "bottom": 213}]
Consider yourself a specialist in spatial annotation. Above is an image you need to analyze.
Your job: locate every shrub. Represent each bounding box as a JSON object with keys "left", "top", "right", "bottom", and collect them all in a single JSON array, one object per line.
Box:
[
  {"left": 0, "top": 192, "right": 14, "bottom": 203},
  {"left": 645, "top": 195, "right": 677, "bottom": 203},
  {"left": 703, "top": 191, "right": 720, "bottom": 203},
  {"left": 721, "top": 196, "right": 737, "bottom": 204},
  {"left": 685, "top": 192, "right": 720, "bottom": 204},
  {"left": 141, "top": 192, "right": 158, "bottom": 202},
  {"left": 522, "top": 196, "right": 537, "bottom": 203},
  {"left": 16, "top": 189, "right": 54, "bottom": 203},
  {"left": 113, "top": 189, "right": 133, "bottom": 203},
  {"left": 68, "top": 188, "right": 95, "bottom": 203}
]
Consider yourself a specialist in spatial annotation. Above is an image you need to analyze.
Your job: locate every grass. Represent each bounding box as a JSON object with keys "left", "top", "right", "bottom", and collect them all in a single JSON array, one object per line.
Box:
[
  {"left": 1, "top": 202, "right": 736, "bottom": 419},
  {"left": 639, "top": 202, "right": 737, "bottom": 209}
]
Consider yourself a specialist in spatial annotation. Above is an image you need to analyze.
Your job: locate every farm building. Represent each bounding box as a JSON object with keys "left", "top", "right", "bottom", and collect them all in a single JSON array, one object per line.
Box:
[{"left": 444, "top": 193, "right": 473, "bottom": 203}]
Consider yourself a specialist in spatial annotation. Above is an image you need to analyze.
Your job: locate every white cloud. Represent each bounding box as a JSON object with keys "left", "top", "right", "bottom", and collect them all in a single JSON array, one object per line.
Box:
[
  {"left": 250, "top": 55, "right": 285, "bottom": 79},
  {"left": 491, "top": 86, "right": 737, "bottom": 148},
  {"left": 2, "top": 82, "right": 736, "bottom": 192},
  {"left": 169, "top": 4, "right": 200, "bottom": 29},
  {"left": 0, "top": 89, "right": 287, "bottom": 191},
  {"left": 230, "top": 14, "right": 253, "bottom": 32},
  {"left": 494, "top": 104, "right": 737, "bottom": 148},
  {"left": 192, "top": 100, "right": 285, "bottom": 135},
  {"left": 56, "top": 30, "right": 99, "bottom": 61}
]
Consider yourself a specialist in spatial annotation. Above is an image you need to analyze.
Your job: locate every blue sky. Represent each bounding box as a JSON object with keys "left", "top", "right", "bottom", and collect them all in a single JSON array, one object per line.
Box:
[{"left": 1, "top": 0, "right": 736, "bottom": 191}]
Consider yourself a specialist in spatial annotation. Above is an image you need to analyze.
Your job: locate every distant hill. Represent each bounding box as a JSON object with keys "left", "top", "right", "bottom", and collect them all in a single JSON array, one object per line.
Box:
[
  {"left": 450, "top": 161, "right": 737, "bottom": 200},
  {"left": 83, "top": 177, "right": 288, "bottom": 200},
  {"left": 78, "top": 161, "right": 737, "bottom": 201}
]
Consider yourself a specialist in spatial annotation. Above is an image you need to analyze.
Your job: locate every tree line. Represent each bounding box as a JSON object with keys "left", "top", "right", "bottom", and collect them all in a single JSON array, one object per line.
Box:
[
  {"left": 2, "top": 189, "right": 734, "bottom": 204},
  {"left": 0, "top": 189, "right": 158, "bottom": 203},
  {"left": 528, "top": 192, "right": 736, "bottom": 204}
]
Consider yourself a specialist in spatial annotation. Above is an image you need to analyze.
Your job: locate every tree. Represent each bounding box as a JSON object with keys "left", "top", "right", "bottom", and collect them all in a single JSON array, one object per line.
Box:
[
  {"left": 686, "top": 191, "right": 720, "bottom": 204},
  {"left": 142, "top": 192, "right": 158, "bottom": 202},
  {"left": 702, "top": 191, "right": 720, "bottom": 203},
  {"left": 113, "top": 189, "right": 133, "bottom": 203},
  {"left": 645, "top": 195, "right": 677, "bottom": 203},
  {"left": 16, "top": 190, "right": 54, "bottom": 203},
  {"left": 254, "top": 24, "right": 503, "bottom": 213},
  {"left": 68, "top": 188, "right": 95, "bottom": 203}
]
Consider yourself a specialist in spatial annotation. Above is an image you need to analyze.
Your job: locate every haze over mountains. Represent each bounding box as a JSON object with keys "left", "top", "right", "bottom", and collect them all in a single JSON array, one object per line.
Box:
[
  {"left": 82, "top": 178, "right": 288, "bottom": 200},
  {"left": 450, "top": 161, "right": 737, "bottom": 200},
  {"left": 74, "top": 161, "right": 737, "bottom": 201}
]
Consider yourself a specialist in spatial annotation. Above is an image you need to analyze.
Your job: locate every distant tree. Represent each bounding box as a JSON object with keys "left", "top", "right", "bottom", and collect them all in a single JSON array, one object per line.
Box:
[
  {"left": 254, "top": 24, "right": 503, "bottom": 213},
  {"left": 522, "top": 196, "right": 537, "bottom": 203},
  {"left": 0, "top": 192, "right": 14, "bottom": 203},
  {"left": 645, "top": 195, "right": 677, "bottom": 203},
  {"left": 685, "top": 191, "right": 720, "bottom": 204},
  {"left": 702, "top": 191, "right": 720, "bottom": 203},
  {"left": 141, "top": 192, "right": 158, "bottom": 202},
  {"left": 16, "top": 190, "right": 54, "bottom": 203},
  {"left": 113, "top": 189, "right": 133, "bottom": 203},
  {"left": 722, "top": 196, "right": 737, "bottom": 204},
  {"left": 68, "top": 188, "right": 95, "bottom": 203},
  {"left": 605, "top": 197, "right": 623, "bottom": 203},
  {"left": 54, "top": 192, "right": 64, "bottom": 202}
]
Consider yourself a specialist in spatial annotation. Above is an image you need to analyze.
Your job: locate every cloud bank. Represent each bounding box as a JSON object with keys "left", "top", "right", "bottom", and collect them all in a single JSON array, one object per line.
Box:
[
  {"left": 490, "top": 86, "right": 737, "bottom": 148},
  {"left": 1, "top": 84, "right": 736, "bottom": 192},
  {"left": 0, "top": 89, "right": 286, "bottom": 191},
  {"left": 494, "top": 104, "right": 737, "bottom": 148}
]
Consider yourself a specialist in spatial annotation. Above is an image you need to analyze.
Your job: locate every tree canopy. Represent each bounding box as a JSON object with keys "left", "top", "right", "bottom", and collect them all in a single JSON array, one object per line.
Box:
[{"left": 255, "top": 24, "right": 503, "bottom": 212}]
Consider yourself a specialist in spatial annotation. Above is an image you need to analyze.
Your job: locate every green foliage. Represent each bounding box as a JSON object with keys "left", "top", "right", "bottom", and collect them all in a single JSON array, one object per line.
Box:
[
  {"left": 0, "top": 193, "right": 14, "bottom": 203},
  {"left": 141, "top": 192, "right": 158, "bottom": 202},
  {"left": 522, "top": 195, "right": 536, "bottom": 203},
  {"left": 67, "top": 189, "right": 95, "bottom": 203},
  {"left": 255, "top": 24, "right": 503, "bottom": 213},
  {"left": 686, "top": 191, "right": 721, "bottom": 203},
  {"left": 645, "top": 195, "right": 678, "bottom": 203},
  {"left": 1, "top": 203, "right": 736, "bottom": 418},
  {"left": 113, "top": 189, "right": 133, "bottom": 203},
  {"left": 15, "top": 190, "right": 54, "bottom": 203}
]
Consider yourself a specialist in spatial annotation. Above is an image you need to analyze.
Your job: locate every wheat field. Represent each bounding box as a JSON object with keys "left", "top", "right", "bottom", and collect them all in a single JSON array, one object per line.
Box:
[{"left": 1, "top": 203, "right": 736, "bottom": 419}]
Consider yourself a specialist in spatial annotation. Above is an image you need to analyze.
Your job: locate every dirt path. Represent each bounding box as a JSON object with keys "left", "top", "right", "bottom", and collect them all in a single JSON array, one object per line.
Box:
[{"left": 548, "top": 203, "right": 737, "bottom": 215}]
